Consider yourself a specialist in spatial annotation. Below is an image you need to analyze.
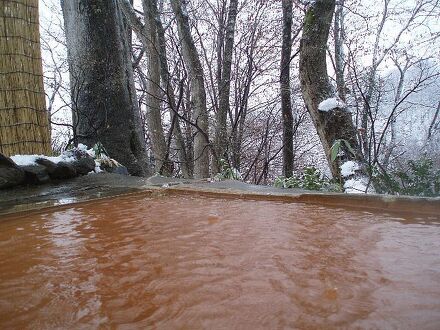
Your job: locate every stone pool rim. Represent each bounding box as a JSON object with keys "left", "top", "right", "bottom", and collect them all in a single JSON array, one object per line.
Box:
[{"left": 0, "top": 173, "right": 439, "bottom": 218}]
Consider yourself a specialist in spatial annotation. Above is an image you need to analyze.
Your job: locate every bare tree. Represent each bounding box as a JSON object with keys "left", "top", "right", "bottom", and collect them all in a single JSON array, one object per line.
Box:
[
  {"left": 118, "top": 0, "right": 191, "bottom": 177},
  {"left": 170, "top": 0, "right": 210, "bottom": 178},
  {"left": 214, "top": 0, "right": 239, "bottom": 173},
  {"left": 143, "top": 0, "right": 172, "bottom": 175},
  {"left": 344, "top": 0, "right": 440, "bottom": 162},
  {"left": 155, "top": 7, "right": 192, "bottom": 178}
]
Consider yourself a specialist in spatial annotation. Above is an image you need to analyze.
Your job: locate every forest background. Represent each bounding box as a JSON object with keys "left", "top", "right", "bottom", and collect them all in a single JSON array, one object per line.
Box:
[{"left": 39, "top": 0, "right": 440, "bottom": 195}]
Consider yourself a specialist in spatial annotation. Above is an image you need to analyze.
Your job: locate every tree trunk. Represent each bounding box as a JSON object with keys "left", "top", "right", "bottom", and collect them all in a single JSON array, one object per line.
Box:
[
  {"left": 142, "top": 0, "right": 172, "bottom": 175},
  {"left": 299, "top": 0, "right": 363, "bottom": 181},
  {"left": 0, "top": 0, "right": 51, "bottom": 156},
  {"left": 214, "top": 0, "right": 239, "bottom": 173},
  {"left": 170, "top": 0, "right": 210, "bottom": 178},
  {"left": 61, "top": 0, "right": 149, "bottom": 176},
  {"left": 280, "top": 0, "right": 294, "bottom": 178}
]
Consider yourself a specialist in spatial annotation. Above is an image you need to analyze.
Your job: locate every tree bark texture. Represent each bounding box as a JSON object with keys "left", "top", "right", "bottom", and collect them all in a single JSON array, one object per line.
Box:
[
  {"left": 299, "top": 0, "right": 362, "bottom": 180},
  {"left": 170, "top": 0, "right": 210, "bottom": 178},
  {"left": 280, "top": 0, "right": 294, "bottom": 178},
  {"left": 61, "top": 0, "right": 149, "bottom": 176},
  {"left": 214, "top": 0, "right": 239, "bottom": 173}
]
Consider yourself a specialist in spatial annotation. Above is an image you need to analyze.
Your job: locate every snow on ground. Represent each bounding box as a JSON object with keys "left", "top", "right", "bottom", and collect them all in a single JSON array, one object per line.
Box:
[
  {"left": 10, "top": 154, "right": 75, "bottom": 166},
  {"left": 343, "top": 177, "right": 374, "bottom": 194},
  {"left": 318, "top": 97, "right": 346, "bottom": 112},
  {"left": 340, "top": 161, "right": 360, "bottom": 177}
]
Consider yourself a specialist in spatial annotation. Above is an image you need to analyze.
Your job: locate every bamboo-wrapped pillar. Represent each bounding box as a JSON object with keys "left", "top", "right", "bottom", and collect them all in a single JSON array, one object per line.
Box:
[{"left": 0, "top": 0, "right": 51, "bottom": 156}]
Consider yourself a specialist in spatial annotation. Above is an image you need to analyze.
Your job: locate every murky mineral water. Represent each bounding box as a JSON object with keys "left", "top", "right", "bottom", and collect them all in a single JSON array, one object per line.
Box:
[{"left": 0, "top": 193, "right": 439, "bottom": 329}]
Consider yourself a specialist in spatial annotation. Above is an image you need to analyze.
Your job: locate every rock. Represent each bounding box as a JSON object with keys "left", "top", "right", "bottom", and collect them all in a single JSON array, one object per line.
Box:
[
  {"left": 35, "top": 158, "right": 58, "bottom": 174},
  {"left": 109, "top": 165, "right": 129, "bottom": 175},
  {"left": 51, "top": 162, "right": 77, "bottom": 180},
  {"left": 99, "top": 158, "right": 129, "bottom": 175},
  {"left": 36, "top": 158, "right": 77, "bottom": 180},
  {"left": 71, "top": 156, "right": 96, "bottom": 175},
  {"left": 21, "top": 164, "right": 50, "bottom": 184},
  {"left": 0, "top": 153, "right": 25, "bottom": 189}
]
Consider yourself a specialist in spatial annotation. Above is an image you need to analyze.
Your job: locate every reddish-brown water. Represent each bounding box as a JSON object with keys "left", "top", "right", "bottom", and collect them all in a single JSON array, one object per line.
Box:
[{"left": 1, "top": 193, "right": 440, "bottom": 329}]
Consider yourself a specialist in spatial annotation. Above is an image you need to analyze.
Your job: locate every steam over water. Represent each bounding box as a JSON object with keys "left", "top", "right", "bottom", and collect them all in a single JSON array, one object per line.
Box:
[{"left": 1, "top": 193, "right": 440, "bottom": 329}]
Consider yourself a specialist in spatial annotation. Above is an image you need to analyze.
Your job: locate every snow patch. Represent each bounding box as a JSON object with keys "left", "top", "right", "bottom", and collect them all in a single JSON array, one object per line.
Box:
[
  {"left": 77, "top": 143, "right": 96, "bottom": 158},
  {"left": 344, "top": 177, "right": 372, "bottom": 194},
  {"left": 318, "top": 98, "right": 346, "bottom": 112},
  {"left": 340, "top": 161, "right": 360, "bottom": 177},
  {"left": 94, "top": 162, "right": 104, "bottom": 173},
  {"left": 10, "top": 154, "right": 75, "bottom": 166},
  {"left": 10, "top": 155, "right": 40, "bottom": 166},
  {"left": 77, "top": 143, "right": 88, "bottom": 151},
  {"left": 87, "top": 148, "right": 96, "bottom": 158}
]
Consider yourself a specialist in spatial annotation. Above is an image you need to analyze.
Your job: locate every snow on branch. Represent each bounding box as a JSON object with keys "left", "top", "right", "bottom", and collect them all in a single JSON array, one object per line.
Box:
[{"left": 318, "top": 97, "right": 346, "bottom": 112}]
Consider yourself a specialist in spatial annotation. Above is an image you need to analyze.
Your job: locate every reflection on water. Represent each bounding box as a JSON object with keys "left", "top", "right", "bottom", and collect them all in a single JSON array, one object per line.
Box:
[
  {"left": 56, "top": 197, "right": 78, "bottom": 206},
  {"left": 0, "top": 194, "right": 440, "bottom": 329}
]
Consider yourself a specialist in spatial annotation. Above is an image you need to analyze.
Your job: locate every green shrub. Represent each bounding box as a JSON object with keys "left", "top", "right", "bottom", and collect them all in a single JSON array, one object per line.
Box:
[
  {"left": 274, "top": 167, "right": 342, "bottom": 192},
  {"left": 373, "top": 157, "right": 440, "bottom": 197},
  {"left": 214, "top": 159, "right": 242, "bottom": 181}
]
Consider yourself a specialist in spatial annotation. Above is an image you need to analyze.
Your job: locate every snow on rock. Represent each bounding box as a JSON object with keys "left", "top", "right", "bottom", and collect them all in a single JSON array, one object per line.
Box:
[
  {"left": 10, "top": 144, "right": 122, "bottom": 175},
  {"left": 9, "top": 155, "right": 40, "bottom": 166},
  {"left": 3, "top": 143, "right": 131, "bottom": 189},
  {"left": 318, "top": 97, "right": 346, "bottom": 112},
  {"left": 10, "top": 154, "right": 75, "bottom": 166},
  {"left": 340, "top": 161, "right": 360, "bottom": 177}
]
